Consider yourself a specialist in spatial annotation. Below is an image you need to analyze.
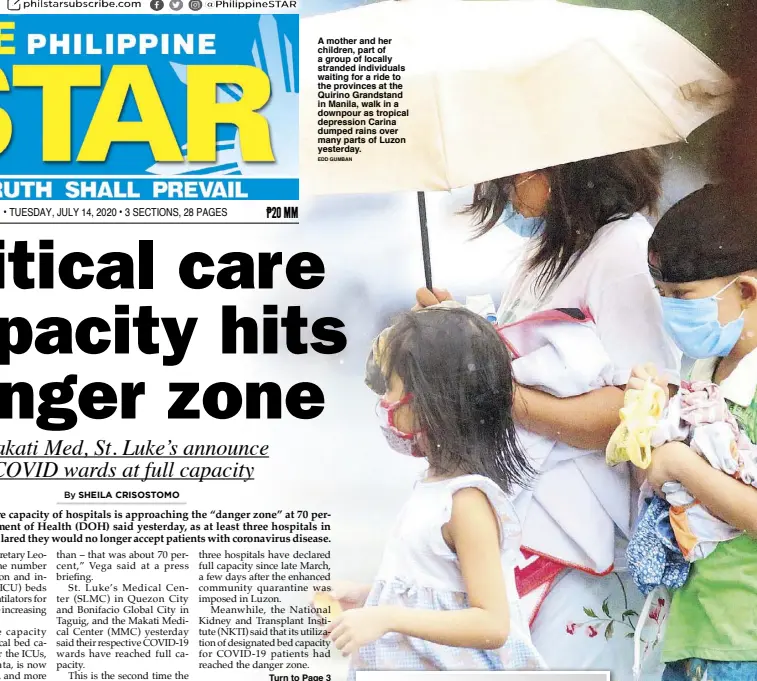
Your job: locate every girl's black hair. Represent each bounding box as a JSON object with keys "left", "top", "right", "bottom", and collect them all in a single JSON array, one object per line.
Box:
[
  {"left": 463, "top": 149, "right": 663, "bottom": 292},
  {"left": 383, "top": 307, "right": 534, "bottom": 494}
]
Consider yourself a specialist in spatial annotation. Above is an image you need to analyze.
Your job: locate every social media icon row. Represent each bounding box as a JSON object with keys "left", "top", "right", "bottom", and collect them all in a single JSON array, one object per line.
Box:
[{"left": 151, "top": 0, "right": 202, "bottom": 10}]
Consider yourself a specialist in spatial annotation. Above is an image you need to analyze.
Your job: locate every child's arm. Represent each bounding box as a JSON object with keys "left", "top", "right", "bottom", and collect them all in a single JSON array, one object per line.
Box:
[
  {"left": 326, "top": 488, "right": 510, "bottom": 654},
  {"left": 648, "top": 441, "right": 757, "bottom": 537}
]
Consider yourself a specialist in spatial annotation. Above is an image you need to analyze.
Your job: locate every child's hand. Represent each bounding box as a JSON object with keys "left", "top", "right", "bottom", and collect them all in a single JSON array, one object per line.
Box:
[
  {"left": 326, "top": 606, "right": 392, "bottom": 655},
  {"left": 645, "top": 441, "right": 693, "bottom": 495},
  {"left": 329, "top": 582, "right": 372, "bottom": 611},
  {"left": 627, "top": 364, "right": 670, "bottom": 403}
]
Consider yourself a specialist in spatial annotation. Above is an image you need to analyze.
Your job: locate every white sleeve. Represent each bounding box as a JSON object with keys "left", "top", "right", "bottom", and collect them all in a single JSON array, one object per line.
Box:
[{"left": 588, "top": 271, "right": 681, "bottom": 387}]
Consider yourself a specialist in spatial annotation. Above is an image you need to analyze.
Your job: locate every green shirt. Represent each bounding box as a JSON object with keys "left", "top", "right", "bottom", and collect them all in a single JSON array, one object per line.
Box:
[{"left": 663, "top": 355, "right": 757, "bottom": 663}]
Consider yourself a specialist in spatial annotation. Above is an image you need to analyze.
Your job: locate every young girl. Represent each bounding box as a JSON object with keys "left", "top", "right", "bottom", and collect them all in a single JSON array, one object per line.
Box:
[{"left": 326, "top": 306, "right": 545, "bottom": 674}]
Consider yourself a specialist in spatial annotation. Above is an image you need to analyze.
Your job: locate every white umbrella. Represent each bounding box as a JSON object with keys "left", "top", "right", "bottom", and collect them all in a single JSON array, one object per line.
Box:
[{"left": 300, "top": 0, "right": 732, "bottom": 285}]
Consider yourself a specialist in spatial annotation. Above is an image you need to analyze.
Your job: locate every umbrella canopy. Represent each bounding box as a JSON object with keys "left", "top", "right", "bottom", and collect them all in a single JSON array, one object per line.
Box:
[{"left": 300, "top": 0, "right": 732, "bottom": 195}]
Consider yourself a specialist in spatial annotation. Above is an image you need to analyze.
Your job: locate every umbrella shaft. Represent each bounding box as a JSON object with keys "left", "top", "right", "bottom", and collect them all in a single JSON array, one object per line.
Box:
[{"left": 417, "top": 191, "right": 432, "bottom": 291}]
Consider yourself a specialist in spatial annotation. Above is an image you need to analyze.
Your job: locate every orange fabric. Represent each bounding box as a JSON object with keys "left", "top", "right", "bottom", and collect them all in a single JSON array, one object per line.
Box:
[{"left": 670, "top": 503, "right": 700, "bottom": 560}]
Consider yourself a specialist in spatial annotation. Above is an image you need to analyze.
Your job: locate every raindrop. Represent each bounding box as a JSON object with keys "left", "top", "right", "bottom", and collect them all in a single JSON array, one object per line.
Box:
[
  {"left": 480, "top": 419, "right": 485, "bottom": 424},
  {"left": 468, "top": 363, "right": 476, "bottom": 372}
]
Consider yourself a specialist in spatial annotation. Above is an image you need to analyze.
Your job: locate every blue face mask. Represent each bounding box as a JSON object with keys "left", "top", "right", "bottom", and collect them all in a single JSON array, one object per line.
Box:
[
  {"left": 502, "top": 202, "right": 545, "bottom": 239},
  {"left": 660, "top": 279, "right": 745, "bottom": 359}
]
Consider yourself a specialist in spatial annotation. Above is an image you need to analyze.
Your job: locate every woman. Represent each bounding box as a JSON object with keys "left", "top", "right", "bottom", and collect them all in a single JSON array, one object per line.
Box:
[{"left": 416, "top": 149, "right": 680, "bottom": 679}]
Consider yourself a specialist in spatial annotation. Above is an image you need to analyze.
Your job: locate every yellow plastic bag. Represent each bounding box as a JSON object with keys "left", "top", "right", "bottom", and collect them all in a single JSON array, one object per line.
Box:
[{"left": 606, "top": 380, "right": 667, "bottom": 469}]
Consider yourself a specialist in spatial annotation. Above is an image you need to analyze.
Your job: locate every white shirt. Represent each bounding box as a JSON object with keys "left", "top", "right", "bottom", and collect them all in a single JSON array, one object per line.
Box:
[
  {"left": 498, "top": 213, "right": 681, "bottom": 386},
  {"left": 374, "top": 475, "right": 521, "bottom": 592},
  {"left": 349, "top": 474, "right": 545, "bottom": 674},
  {"left": 690, "top": 347, "right": 757, "bottom": 407}
]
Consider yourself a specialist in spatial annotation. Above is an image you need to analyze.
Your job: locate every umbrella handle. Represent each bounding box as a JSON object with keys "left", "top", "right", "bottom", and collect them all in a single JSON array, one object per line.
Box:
[{"left": 417, "top": 191, "right": 432, "bottom": 291}]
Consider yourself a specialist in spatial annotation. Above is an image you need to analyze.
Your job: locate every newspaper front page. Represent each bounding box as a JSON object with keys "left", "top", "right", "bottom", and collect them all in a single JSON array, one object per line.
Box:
[{"left": 0, "top": 0, "right": 740, "bottom": 681}]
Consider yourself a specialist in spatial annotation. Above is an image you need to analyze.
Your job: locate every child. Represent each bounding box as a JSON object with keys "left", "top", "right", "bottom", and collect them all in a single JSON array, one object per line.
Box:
[
  {"left": 327, "top": 306, "right": 545, "bottom": 674},
  {"left": 630, "top": 183, "right": 757, "bottom": 681}
]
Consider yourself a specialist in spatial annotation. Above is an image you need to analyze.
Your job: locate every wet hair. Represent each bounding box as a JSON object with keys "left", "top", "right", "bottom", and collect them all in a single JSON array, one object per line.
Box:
[
  {"left": 383, "top": 307, "right": 534, "bottom": 494},
  {"left": 463, "top": 149, "right": 663, "bottom": 292}
]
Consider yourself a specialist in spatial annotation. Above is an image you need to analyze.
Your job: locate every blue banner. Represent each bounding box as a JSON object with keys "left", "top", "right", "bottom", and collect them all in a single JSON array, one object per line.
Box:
[
  {"left": 0, "top": 177, "right": 297, "bottom": 199},
  {"left": 0, "top": 14, "right": 298, "bottom": 198}
]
